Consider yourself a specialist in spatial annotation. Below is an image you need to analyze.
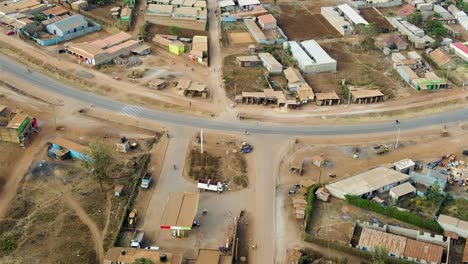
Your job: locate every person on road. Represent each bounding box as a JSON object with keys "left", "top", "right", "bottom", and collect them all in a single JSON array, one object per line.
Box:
[
  {"left": 395, "top": 120, "right": 400, "bottom": 124},
  {"left": 173, "top": 164, "right": 177, "bottom": 170}
]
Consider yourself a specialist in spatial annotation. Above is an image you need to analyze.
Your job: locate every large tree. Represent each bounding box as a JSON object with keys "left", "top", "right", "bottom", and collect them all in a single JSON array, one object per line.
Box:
[
  {"left": 371, "top": 246, "right": 388, "bottom": 264},
  {"left": 83, "top": 141, "right": 113, "bottom": 191}
]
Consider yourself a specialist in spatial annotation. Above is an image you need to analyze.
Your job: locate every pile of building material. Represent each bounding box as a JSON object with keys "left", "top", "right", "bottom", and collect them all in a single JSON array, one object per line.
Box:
[{"left": 291, "top": 192, "right": 307, "bottom": 220}]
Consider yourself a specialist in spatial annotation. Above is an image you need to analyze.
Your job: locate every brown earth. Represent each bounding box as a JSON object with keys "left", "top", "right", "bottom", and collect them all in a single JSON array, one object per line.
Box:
[
  {"left": 360, "top": 8, "right": 394, "bottom": 31},
  {"left": 185, "top": 133, "right": 249, "bottom": 189},
  {"left": 276, "top": 4, "right": 340, "bottom": 40},
  {"left": 147, "top": 23, "right": 208, "bottom": 39}
]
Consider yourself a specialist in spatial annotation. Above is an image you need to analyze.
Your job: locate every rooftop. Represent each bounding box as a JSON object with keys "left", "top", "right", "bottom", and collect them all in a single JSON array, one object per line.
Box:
[
  {"left": 66, "top": 42, "right": 106, "bottom": 57},
  {"left": 390, "top": 182, "right": 416, "bottom": 197},
  {"left": 258, "top": 52, "right": 282, "bottom": 68},
  {"left": 147, "top": 4, "right": 173, "bottom": 13},
  {"left": 90, "top": 32, "right": 132, "bottom": 49},
  {"left": 403, "top": 239, "right": 443, "bottom": 264},
  {"left": 173, "top": 6, "right": 198, "bottom": 16},
  {"left": 104, "top": 247, "right": 183, "bottom": 264},
  {"left": 6, "top": 113, "right": 29, "bottom": 129},
  {"left": 219, "top": 0, "right": 235, "bottom": 7},
  {"left": 49, "top": 14, "right": 88, "bottom": 33},
  {"left": 350, "top": 88, "right": 384, "bottom": 99},
  {"left": 301, "top": 39, "right": 336, "bottom": 64},
  {"left": 393, "top": 158, "right": 415, "bottom": 170},
  {"left": 105, "top": 39, "right": 139, "bottom": 54},
  {"left": 288, "top": 41, "right": 314, "bottom": 67},
  {"left": 257, "top": 14, "right": 276, "bottom": 24},
  {"left": 326, "top": 167, "right": 410, "bottom": 197},
  {"left": 396, "top": 4, "right": 415, "bottom": 17},
  {"left": 192, "top": 35, "right": 208, "bottom": 52},
  {"left": 238, "top": 0, "right": 260, "bottom": 6},
  {"left": 283, "top": 67, "right": 305, "bottom": 84},
  {"left": 315, "top": 92, "right": 339, "bottom": 100},
  {"left": 358, "top": 228, "right": 406, "bottom": 256},
  {"left": 237, "top": 55, "right": 260, "bottom": 62},
  {"left": 336, "top": 4, "right": 368, "bottom": 25},
  {"left": 429, "top": 49, "right": 452, "bottom": 67},
  {"left": 195, "top": 249, "right": 220, "bottom": 264},
  {"left": 51, "top": 137, "right": 89, "bottom": 153},
  {"left": 451, "top": 42, "right": 468, "bottom": 55},
  {"left": 160, "top": 192, "right": 199, "bottom": 228},
  {"left": 42, "top": 5, "right": 68, "bottom": 16}
]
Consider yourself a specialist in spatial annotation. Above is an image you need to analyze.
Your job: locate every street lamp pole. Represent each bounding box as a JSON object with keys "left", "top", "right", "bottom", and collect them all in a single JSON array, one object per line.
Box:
[{"left": 395, "top": 127, "right": 401, "bottom": 149}]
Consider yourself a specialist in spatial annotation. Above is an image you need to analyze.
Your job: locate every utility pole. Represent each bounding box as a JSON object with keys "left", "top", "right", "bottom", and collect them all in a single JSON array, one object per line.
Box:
[
  {"left": 234, "top": 83, "right": 237, "bottom": 98},
  {"left": 395, "top": 127, "right": 401, "bottom": 149},
  {"left": 200, "top": 129, "right": 204, "bottom": 154},
  {"left": 52, "top": 105, "right": 57, "bottom": 130}
]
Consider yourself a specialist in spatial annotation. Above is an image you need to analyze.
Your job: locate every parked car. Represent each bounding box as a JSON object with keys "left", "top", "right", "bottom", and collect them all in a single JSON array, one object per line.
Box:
[{"left": 5, "top": 30, "right": 15, "bottom": 36}]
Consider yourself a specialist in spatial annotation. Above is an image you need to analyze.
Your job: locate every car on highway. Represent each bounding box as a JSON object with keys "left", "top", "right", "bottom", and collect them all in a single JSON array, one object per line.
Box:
[{"left": 5, "top": 30, "right": 15, "bottom": 36}]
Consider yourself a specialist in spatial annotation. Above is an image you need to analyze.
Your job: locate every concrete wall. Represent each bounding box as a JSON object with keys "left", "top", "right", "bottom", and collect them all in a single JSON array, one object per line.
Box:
[
  {"left": 350, "top": 0, "right": 402, "bottom": 8},
  {"left": 146, "top": 16, "right": 206, "bottom": 31},
  {"left": 25, "top": 20, "right": 101, "bottom": 46}
]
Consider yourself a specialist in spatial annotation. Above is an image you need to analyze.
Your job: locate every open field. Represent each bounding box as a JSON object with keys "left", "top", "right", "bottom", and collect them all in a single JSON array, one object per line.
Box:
[
  {"left": 227, "top": 32, "right": 254, "bottom": 45},
  {"left": 276, "top": 4, "right": 340, "bottom": 40},
  {"left": 360, "top": 8, "right": 394, "bottom": 31},
  {"left": 147, "top": 24, "right": 208, "bottom": 39},
  {"left": 305, "top": 41, "right": 405, "bottom": 98},
  {"left": 0, "top": 106, "right": 159, "bottom": 263},
  {"left": 223, "top": 53, "right": 268, "bottom": 99},
  {"left": 185, "top": 133, "right": 249, "bottom": 190}
]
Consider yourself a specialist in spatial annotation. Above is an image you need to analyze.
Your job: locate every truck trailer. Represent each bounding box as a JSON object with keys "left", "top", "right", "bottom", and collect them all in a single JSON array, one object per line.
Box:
[{"left": 197, "top": 179, "right": 224, "bottom": 193}]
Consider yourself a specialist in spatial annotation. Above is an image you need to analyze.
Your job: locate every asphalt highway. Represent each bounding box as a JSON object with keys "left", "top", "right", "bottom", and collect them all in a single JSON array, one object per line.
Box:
[{"left": 1, "top": 55, "right": 467, "bottom": 135}]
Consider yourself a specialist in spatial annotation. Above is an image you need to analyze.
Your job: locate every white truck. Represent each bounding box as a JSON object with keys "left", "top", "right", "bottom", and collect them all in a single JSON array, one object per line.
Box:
[
  {"left": 141, "top": 173, "right": 152, "bottom": 189},
  {"left": 197, "top": 179, "right": 224, "bottom": 193},
  {"left": 131, "top": 230, "right": 144, "bottom": 248}
]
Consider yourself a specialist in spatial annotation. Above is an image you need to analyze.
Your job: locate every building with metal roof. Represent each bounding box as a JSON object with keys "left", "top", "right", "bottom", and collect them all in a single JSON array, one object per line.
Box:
[
  {"left": 258, "top": 52, "right": 283, "bottom": 74},
  {"left": 287, "top": 40, "right": 336, "bottom": 73},
  {"left": 160, "top": 192, "right": 199, "bottom": 236},
  {"left": 336, "top": 4, "right": 368, "bottom": 25},
  {"left": 326, "top": 166, "right": 410, "bottom": 199},
  {"left": 45, "top": 14, "right": 88, "bottom": 37}
]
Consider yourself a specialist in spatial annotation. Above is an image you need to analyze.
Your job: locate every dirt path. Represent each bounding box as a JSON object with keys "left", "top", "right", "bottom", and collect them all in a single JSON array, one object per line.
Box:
[
  {"left": 59, "top": 185, "right": 105, "bottom": 263},
  {"left": 0, "top": 133, "right": 49, "bottom": 219},
  {"left": 102, "top": 193, "right": 112, "bottom": 238}
]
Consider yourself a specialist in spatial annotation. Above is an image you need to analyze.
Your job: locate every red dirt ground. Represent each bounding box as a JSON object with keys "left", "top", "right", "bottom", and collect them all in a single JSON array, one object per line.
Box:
[
  {"left": 360, "top": 8, "right": 394, "bottom": 31},
  {"left": 277, "top": 4, "right": 340, "bottom": 40}
]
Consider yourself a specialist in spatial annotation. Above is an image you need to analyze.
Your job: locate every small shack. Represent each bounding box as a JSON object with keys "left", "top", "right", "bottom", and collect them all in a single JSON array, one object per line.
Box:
[
  {"left": 315, "top": 92, "right": 340, "bottom": 106},
  {"left": 389, "top": 182, "right": 416, "bottom": 202},
  {"left": 350, "top": 88, "right": 384, "bottom": 104},
  {"left": 0, "top": 109, "right": 36, "bottom": 147},
  {"left": 177, "top": 79, "right": 208, "bottom": 98},
  {"left": 237, "top": 55, "right": 262, "bottom": 67},
  {"left": 114, "top": 184, "right": 124, "bottom": 197},
  {"left": 71, "top": 0, "right": 88, "bottom": 11},
  {"left": 169, "top": 41, "right": 185, "bottom": 55},
  {"left": 257, "top": 14, "right": 276, "bottom": 30},
  {"left": 148, "top": 78, "right": 167, "bottom": 89},
  {"left": 116, "top": 137, "right": 130, "bottom": 153},
  {"left": 315, "top": 187, "right": 330, "bottom": 202},
  {"left": 48, "top": 137, "right": 89, "bottom": 160},
  {"left": 393, "top": 158, "right": 415, "bottom": 174}
]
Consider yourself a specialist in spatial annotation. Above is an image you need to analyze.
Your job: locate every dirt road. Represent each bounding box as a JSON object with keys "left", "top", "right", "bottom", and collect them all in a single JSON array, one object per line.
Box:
[
  {"left": 62, "top": 188, "right": 105, "bottom": 263},
  {"left": 207, "top": 0, "right": 239, "bottom": 121}
]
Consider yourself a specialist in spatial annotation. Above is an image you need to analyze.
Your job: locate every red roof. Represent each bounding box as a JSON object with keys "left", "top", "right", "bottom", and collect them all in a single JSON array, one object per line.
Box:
[
  {"left": 257, "top": 14, "right": 276, "bottom": 24},
  {"left": 397, "top": 4, "right": 415, "bottom": 17},
  {"left": 452, "top": 42, "right": 468, "bottom": 55}
]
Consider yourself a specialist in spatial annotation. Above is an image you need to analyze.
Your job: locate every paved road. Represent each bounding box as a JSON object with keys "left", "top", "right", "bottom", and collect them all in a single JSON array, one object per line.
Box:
[{"left": 2, "top": 55, "right": 466, "bottom": 135}]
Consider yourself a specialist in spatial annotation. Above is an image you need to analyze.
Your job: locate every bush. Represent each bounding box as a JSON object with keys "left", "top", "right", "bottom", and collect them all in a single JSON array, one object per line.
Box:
[
  {"left": 233, "top": 176, "right": 248, "bottom": 188},
  {"left": 0, "top": 236, "right": 16, "bottom": 253},
  {"left": 304, "top": 185, "right": 319, "bottom": 227},
  {"left": 345, "top": 195, "right": 443, "bottom": 233}
]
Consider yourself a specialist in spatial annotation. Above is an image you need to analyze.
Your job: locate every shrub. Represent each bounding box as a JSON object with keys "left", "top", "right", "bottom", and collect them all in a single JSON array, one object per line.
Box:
[
  {"left": 345, "top": 195, "right": 443, "bottom": 233},
  {"left": 304, "top": 185, "right": 319, "bottom": 227},
  {"left": 233, "top": 176, "right": 248, "bottom": 188},
  {"left": 0, "top": 236, "right": 16, "bottom": 253}
]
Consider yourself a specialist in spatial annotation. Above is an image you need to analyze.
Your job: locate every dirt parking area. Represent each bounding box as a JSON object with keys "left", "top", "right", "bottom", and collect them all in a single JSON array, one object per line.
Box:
[
  {"left": 359, "top": 8, "right": 394, "bottom": 31},
  {"left": 276, "top": 4, "right": 340, "bottom": 40},
  {"left": 185, "top": 133, "right": 250, "bottom": 190},
  {"left": 227, "top": 32, "right": 254, "bottom": 45},
  {"left": 304, "top": 41, "right": 405, "bottom": 98},
  {"left": 306, "top": 198, "right": 424, "bottom": 243},
  {"left": 0, "top": 111, "right": 160, "bottom": 263}
]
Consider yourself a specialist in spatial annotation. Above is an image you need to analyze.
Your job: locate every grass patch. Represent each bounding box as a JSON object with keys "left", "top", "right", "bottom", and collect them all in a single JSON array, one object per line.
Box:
[
  {"left": 440, "top": 197, "right": 468, "bottom": 221},
  {"left": 189, "top": 150, "right": 221, "bottom": 181}
]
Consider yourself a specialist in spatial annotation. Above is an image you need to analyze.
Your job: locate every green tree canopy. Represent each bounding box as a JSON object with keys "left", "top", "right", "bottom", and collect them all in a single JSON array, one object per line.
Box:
[
  {"left": 132, "top": 258, "right": 153, "bottom": 264},
  {"left": 407, "top": 12, "right": 423, "bottom": 26},
  {"left": 83, "top": 141, "right": 113, "bottom": 191},
  {"left": 426, "top": 20, "right": 447, "bottom": 37},
  {"left": 371, "top": 246, "right": 388, "bottom": 264}
]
